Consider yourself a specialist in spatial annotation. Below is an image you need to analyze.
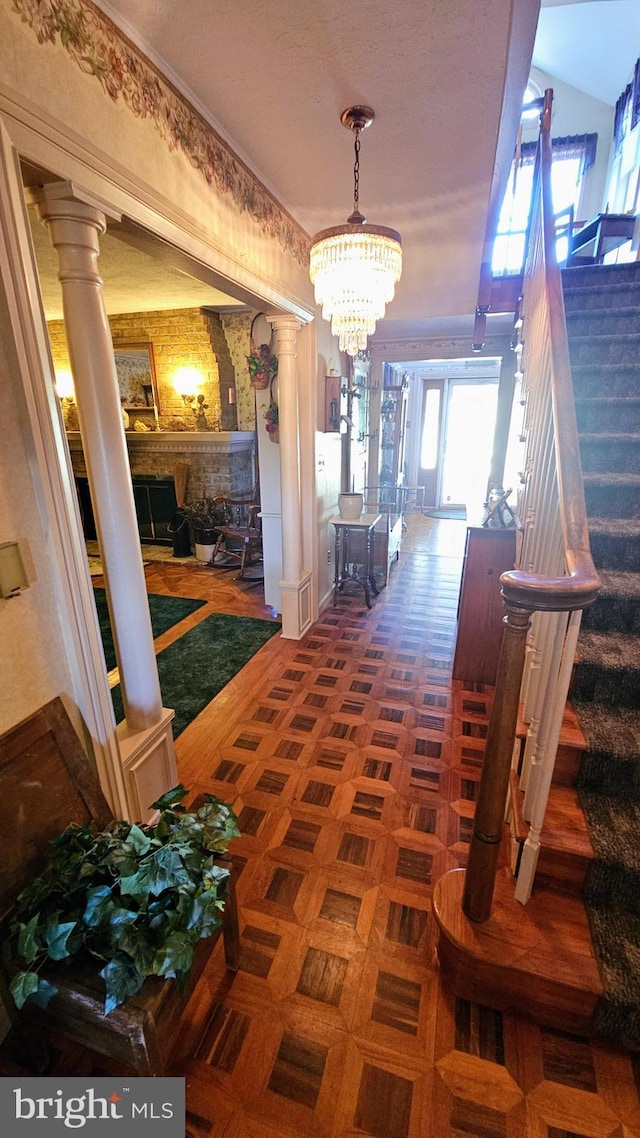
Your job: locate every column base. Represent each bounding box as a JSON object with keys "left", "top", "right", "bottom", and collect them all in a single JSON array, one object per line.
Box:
[
  {"left": 116, "top": 708, "right": 178, "bottom": 821},
  {"left": 279, "top": 573, "right": 313, "bottom": 639}
]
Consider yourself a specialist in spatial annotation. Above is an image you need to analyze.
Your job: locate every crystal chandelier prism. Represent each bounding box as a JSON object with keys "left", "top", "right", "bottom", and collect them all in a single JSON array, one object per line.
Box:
[{"left": 309, "top": 107, "right": 402, "bottom": 357}]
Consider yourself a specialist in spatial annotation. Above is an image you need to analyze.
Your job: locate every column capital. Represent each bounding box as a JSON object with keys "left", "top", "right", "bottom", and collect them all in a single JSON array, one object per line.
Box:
[
  {"left": 268, "top": 314, "right": 302, "bottom": 354},
  {"left": 28, "top": 179, "right": 121, "bottom": 227},
  {"left": 268, "top": 314, "right": 302, "bottom": 332},
  {"left": 37, "top": 194, "right": 107, "bottom": 290},
  {"left": 37, "top": 195, "right": 107, "bottom": 241}
]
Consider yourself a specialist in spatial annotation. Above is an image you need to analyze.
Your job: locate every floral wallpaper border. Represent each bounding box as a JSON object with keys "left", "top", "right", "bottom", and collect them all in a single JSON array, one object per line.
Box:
[{"left": 11, "top": 0, "right": 310, "bottom": 266}]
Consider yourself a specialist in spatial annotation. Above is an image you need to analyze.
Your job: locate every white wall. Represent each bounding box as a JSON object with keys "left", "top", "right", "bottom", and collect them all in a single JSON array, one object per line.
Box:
[
  {"left": 527, "top": 68, "right": 614, "bottom": 220},
  {"left": 314, "top": 318, "right": 343, "bottom": 612},
  {"left": 0, "top": 302, "right": 74, "bottom": 732}
]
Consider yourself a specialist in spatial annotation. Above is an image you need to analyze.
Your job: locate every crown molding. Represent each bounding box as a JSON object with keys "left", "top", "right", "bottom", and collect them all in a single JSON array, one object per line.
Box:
[{"left": 12, "top": 0, "right": 311, "bottom": 266}]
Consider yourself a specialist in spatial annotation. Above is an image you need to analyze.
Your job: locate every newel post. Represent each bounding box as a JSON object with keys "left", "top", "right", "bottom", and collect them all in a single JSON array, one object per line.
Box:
[{"left": 462, "top": 600, "right": 532, "bottom": 923}]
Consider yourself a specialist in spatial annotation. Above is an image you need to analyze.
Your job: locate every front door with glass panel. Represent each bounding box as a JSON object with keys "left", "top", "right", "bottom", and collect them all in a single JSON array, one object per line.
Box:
[
  {"left": 439, "top": 380, "right": 498, "bottom": 510},
  {"left": 419, "top": 378, "right": 499, "bottom": 512}
]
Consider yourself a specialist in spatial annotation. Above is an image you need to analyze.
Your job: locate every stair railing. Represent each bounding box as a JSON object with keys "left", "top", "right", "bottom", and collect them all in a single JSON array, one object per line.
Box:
[{"left": 462, "top": 89, "right": 600, "bottom": 922}]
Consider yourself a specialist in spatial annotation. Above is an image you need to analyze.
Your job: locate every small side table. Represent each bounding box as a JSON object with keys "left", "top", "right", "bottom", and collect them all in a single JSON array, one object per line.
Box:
[
  {"left": 569, "top": 212, "right": 636, "bottom": 265},
  {"left": 330, "top": 513, "right": 382, "bottom": 609}
]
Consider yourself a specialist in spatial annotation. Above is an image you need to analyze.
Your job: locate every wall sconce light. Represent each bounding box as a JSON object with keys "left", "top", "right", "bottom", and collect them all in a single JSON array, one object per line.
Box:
[
  {"left": 55, "top": 369, "right": 75, "bottom": 403},
  {"left": 228, "top": 388, "right": 237, "bottom": 406},
  {"left": 173, "top": 366, "right": 203, "bottom": 404},
  {"left": 0, "top": 541, "right": 29, "bottom": 598}
]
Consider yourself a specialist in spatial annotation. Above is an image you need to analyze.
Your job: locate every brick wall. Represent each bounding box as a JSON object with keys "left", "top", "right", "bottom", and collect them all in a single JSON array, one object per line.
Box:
[
  {"left": 202, "top": 311, "right": 239, "bottom": 430},
  {"left": 48, "top": 307, "right": 234, "bottom": 431}
]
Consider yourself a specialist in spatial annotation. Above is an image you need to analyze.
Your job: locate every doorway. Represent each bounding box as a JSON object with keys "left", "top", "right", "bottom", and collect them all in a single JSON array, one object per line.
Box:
[{"left": 418, "top": 370, "right": 499, "bottom": 512}]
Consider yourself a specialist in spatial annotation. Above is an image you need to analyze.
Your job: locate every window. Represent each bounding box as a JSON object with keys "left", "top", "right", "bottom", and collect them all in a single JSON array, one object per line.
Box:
[
  {"left": 492, "top": 134, "right": 597, "bottom": 275},
  {"left": 605, "top": 62, "right": 640, "bottom": 228}
]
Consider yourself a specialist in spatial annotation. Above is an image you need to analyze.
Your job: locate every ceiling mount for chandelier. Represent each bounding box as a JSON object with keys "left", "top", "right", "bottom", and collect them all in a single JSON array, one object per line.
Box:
[{"left": 309, "top": 106, "right": 402, "bottom": 357}]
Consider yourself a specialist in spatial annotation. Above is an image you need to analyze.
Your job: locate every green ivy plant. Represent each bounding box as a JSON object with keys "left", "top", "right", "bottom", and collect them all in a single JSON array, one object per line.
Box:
[{"left": 5, "top": 785, "right": 240, "bottom": 1016}]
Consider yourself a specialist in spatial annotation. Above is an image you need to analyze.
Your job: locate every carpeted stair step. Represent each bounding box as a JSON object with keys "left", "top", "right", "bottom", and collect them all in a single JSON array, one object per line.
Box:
[
  {"left": 583, "top": 473, "right": 640, "bottom": 519},
  {"left": 584, "top": 895, "right": 640, "bottom": 1051},
  {"left": 570, "top": 362, "right": 640, "bottom": 399},
  {"left": 577, "top": 789, "right": 640, "bottom": 1051},
  {"left": 563, "top": 280, "right": 640, "bottom": 314},
  {"left": 569, "top": 332, "right": 640, "bottom": 369},
  {"left": 576, "top": 801, "right": 637, "bottom": 905},
  {"left": 587, "top": 518, "right": 640, "bottom": 571},
  {"left": 572, "top": 630, "right": 640, "bottom": 708},
  {"left": 575, "top": 397, "right": 640, "bottom": 434},
  {"left": 563, "top": 262, "right": 640, "bottom": 289},
  {"left": 573, "top": 702, "right": 640, "bottom": 798},
  {"left": 581, "top": 570, "right": 640, "bottom": 635},
  {"left": 579, "top": 432, "right": 640, "bottom": 474},
  {"left": 559, "top": 260, "right": 640, "bottom": 1052},
  {"left": 566, "top": 308, "right": 640, "bottom": 337}
]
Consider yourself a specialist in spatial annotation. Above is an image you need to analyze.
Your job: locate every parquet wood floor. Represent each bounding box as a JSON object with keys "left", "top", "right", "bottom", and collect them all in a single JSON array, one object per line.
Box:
[{"left": 27, "top": 521, "right": 640, "bottom": 1134}]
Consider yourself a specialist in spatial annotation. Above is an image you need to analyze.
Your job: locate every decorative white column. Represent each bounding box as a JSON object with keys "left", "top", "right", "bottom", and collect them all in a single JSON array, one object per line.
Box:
[
  {"left": 38, "top": 188, "right": 177, "bottom": 818},
  {"left": 269, "top": 315, "right": 312, "bottom": 638}
]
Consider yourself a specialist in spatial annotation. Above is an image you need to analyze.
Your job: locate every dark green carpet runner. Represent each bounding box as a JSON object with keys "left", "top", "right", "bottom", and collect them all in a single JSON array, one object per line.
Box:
[
  {"left": 94, "top": 587, "right": 206, "bottom": 672},
  {"left": 110, "top": 612, "right": 280, "bottom": 739},
  {"left": 564, "top": 262, "right": 640, "bottom": 1049}
]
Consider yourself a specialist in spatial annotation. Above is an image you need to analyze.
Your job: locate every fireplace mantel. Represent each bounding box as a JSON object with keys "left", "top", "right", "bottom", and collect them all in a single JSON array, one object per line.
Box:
[{"left": 67, "top": 431, "right": 256, "bottom": 499}]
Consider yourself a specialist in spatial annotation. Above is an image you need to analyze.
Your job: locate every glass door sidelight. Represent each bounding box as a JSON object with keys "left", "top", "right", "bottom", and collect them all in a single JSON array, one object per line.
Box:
[{"left": 418, "top": 381, "right": 444, "bottom": 508}]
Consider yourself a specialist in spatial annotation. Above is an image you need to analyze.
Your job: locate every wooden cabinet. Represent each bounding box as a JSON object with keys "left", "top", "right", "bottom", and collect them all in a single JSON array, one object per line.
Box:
[{"left": 453, "top": 526, "right": 517, "bottom": 685}]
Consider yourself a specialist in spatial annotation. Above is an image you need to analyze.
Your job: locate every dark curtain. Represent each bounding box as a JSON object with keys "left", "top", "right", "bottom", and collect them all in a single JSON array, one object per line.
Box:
[
  {"left": 632, "top": 58, "right": 640, "bottom": 132},
  {"left": 519, "top": 133, "right": 597, "bottom": 175},
  {"left": 614, "top": 83, "right": 632, "bottom": 154}
]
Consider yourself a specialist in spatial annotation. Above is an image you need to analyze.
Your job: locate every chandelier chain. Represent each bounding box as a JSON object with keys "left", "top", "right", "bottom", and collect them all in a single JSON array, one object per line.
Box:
[{"left": 353, "top": 130, "right": 360, "bottom": 213}]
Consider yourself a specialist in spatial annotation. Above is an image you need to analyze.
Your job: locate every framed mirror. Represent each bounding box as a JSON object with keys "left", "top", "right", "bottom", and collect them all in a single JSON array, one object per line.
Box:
[{"left": 114, "top": 343, "right": 159, "bottom": 411}]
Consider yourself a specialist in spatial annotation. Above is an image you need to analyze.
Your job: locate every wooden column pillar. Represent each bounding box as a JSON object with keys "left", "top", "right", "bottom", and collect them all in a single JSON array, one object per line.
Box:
[
  {"left": 39, "top": 188, "right": 177, "bottom": 819},
  {"left": 269, "top": 315, "right": 312, "bottom": 639},
  {"left": 462, "top": 600, "right": 532, "bottom": 923}
]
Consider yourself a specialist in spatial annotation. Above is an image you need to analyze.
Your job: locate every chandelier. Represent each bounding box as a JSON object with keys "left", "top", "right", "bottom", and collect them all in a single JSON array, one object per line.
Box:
[{"left": 309, "top": 106, "right": 402, "bottom": 357}]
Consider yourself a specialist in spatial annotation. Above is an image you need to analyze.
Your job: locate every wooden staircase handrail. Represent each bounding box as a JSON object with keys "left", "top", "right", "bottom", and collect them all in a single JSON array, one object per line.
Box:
[
  {"left": 501, "top": 558, "right": 601, "bottom": 611},
  {"left": 499, "top": 91, "right": 600, "bottom": 616},
  {"left": 460, "top": 88, "right": 600, "bottom": 925}
]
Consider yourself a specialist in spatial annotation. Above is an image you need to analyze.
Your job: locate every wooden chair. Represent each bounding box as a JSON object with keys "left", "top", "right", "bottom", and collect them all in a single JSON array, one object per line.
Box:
[
  {"left": 0, "top": 697, "right": 240, "bottom": 1075},
  {"left": 211, "top": 492, "right": 263, "bottom": 578}
]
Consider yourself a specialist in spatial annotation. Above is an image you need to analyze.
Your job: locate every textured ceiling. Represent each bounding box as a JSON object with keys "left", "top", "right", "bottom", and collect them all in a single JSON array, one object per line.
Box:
[
  {"left": 28, "top": 207, "right": 238, "bottom": 322},
  {"left": 90, "top": 0, "right": 539, "bottom": 339},
  {"left": 30, "top": 2, "right": 630, "bottom": 340}
]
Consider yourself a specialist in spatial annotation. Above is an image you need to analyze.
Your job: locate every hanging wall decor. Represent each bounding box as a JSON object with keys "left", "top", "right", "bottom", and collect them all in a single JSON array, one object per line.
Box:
[
  {"left": 248, "top": 313, "right": 278, "bottom": 389},
  {"left": 264, "top": 375, "right": 279, "bottom": 443}
]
